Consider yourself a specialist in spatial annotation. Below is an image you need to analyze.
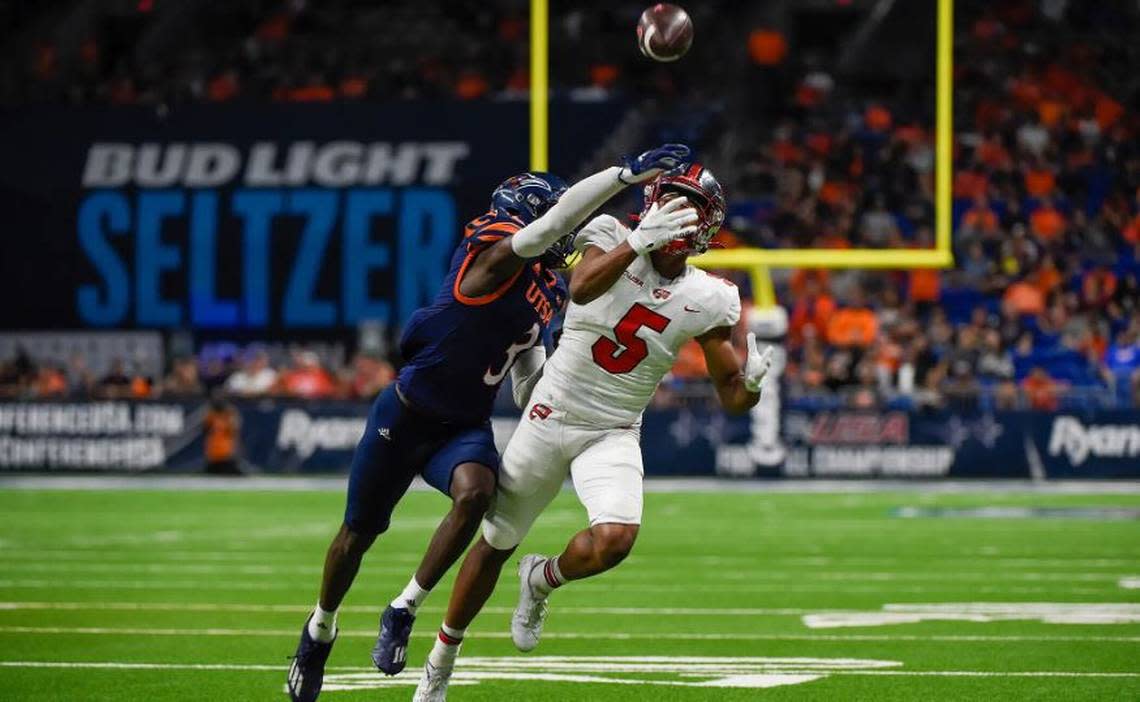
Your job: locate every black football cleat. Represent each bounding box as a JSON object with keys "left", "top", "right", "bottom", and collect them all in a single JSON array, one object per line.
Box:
[
  {"left": 287, "top": 616, "right": 335, "bottom": 702},
  {"left": 371, "top": 605, "right": 415, "bottom": 675}
]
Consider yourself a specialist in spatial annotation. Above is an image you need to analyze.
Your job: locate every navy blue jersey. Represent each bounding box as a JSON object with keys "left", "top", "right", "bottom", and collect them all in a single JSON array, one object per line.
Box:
[{"left": 396, "top": 212, "right": 567, "bottom": 425}]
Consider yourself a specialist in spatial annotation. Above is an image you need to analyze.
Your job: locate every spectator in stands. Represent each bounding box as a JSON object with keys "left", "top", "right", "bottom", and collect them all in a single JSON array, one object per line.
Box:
[
  {"left": 0, "top": 350, "right": 34, "bottom": 398},
  {"left": 788, "top": 275, "right": 836, "bottom": 349},
  {"left": 859, "top": 194, "right": 899, "bottom": 247},
  {"left": 96, "top": 359, "right": 133, "bottom": 399},
  {"left": 826, "top": 288, "right": 878, "bottom": 349},
  {"left": 959, "top": 195, "right": 1000, "bottom": 239},
  {"left": 225, "top": 350, "right": 278, "bottom": 397},
  {"left": 848, "top": 360, "right": 881, "bottom": 408},
  {"left": 1002, "top": 275, "right": 1046, "bottom": 317},
  {"left": 942, "top": 358, "right": 981, "bottom": 411},
  {"left": 344, "top": 352, "right": 395, "bottom": 399},
  {"left": 276, "top": 350, "right": 336, "bottom": 399},
  {"left": 34, "top": 364, "right": 68, "bottom": 398},
  {"left": 1021, "top": 366, "right": 1063, "bottom": 411},
  {"left": 1103, "top": 327, "right": 1140, "bottom": 396},
  {"left": 66, "top": 353, "right": 95, "bottom": 398},
  {"left": 162, "top": 356, "right": 204, "bottom": 397},
  {"left": 976, "top": 328, "right": 1015, "bottom": 385}
]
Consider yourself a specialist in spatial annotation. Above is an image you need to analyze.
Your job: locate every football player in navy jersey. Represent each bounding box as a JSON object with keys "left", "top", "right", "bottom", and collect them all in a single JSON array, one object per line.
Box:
[{"left": 286, "top": 143, "right": 694, "bottom": 702}]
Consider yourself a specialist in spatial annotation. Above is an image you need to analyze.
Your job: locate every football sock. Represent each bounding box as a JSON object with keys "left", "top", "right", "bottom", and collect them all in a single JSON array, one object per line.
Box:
[
  {"left": 308, "top": 603, "right": 337, "bottom": 643},
  {"left": 427, "top": 623, "right": 465, "bottom": 669},
  {"left": 529, "top": 556, "right": 565, "bottom": 597},
  {"left": 391, "top": 576, "right": 430, "bottom": 614}
]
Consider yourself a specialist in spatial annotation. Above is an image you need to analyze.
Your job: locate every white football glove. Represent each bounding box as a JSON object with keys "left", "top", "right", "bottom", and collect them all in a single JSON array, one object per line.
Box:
[
  {"left": 626, "top": 197, "right": 699, "bottom": 256},
  {"left": 744, "top": 332, "right": 774, "bottom": 393}
]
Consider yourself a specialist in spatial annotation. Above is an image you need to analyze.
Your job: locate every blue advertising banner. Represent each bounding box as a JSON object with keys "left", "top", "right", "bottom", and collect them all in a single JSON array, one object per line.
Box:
[
  {"left": 0, "top": 102, "right": 623, "bottom": 333},
  {"left": 0, "top": 400, "right": 1136, "bottom": 479}
]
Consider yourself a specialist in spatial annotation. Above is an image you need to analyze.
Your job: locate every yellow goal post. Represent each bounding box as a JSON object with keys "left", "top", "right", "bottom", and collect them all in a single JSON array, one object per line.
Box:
[{"left": 530, "top": 0, "right": 955, "bottom": 308}]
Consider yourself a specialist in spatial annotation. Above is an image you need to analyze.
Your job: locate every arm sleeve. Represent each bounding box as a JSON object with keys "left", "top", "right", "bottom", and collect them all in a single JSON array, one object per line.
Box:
[
  {"left": 509, "top": 344, "right": 547, "bottom": 409},
  {"left": 574, "top": 214, "right": 627, "bottom": 253},
  {"left": 509, "top": 166, "right": 626, "bottom": 258}
]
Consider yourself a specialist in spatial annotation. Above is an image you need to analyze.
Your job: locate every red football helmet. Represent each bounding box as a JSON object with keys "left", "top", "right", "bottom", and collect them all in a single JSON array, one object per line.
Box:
[{"left": 640, "top": 164, "right": 727, "bottom": 255}]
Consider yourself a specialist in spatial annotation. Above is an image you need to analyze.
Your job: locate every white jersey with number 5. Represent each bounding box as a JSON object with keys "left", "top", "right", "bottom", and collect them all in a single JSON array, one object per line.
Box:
[{"left": 532, "top": 214, "right": 741, "bottom": 427}]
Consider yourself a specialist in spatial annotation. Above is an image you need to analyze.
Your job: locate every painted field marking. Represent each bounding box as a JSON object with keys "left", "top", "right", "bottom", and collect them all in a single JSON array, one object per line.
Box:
[
  {"left": 0, "top": 625, "right": 1135, "bottom": 643},
  {"left": 0, "top": 601, "right": 842, "bottom": 616},
  {"left": 1, "top": 659, "right": 1136, "bottom": 678},
  {"left": 2, "top": 550, "right": 1134, "bottom": 571},
  {"left": 3, "top": 658, "right": 1137, "bottom": 693},
  {"left": 0, "top": 578, "right": 1118, "bottom": 596},
  {"left": 4, "top": 561, "right": 1137, "bottom": 583},
  {"left": 1120, "top": 577, "right": 1140, "bottom": 589},
  {"left": 804, "top": 602, "right": 1140, "bottom": 628}
]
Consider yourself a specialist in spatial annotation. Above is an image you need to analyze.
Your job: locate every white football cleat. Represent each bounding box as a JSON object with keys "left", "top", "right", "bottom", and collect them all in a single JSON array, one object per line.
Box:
[
  {"left": 511, "top": 554, "right": 550, "bottom": 652},
  {"left": 412, "top": 659, "right": 452, "bottom": 702}
]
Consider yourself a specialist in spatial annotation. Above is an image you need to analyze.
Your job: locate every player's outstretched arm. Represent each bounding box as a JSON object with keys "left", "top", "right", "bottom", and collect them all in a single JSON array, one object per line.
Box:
[
  {"left": 459, "top": 145, "right": 689, "bottom": 297},
  {"left": 569, "top": 198, "right": 699, "bottom": 304},
  {"left": 698, "top": 328, "right": 774, "bottom": 414}
]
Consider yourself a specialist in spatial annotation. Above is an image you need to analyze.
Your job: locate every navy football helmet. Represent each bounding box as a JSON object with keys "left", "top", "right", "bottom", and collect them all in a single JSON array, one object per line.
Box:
[{"left": 491, "top": 172, "right": 575, "bottom": 268}]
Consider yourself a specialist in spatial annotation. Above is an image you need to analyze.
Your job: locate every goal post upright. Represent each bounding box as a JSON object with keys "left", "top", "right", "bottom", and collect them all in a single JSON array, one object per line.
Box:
[
  {"left": 529, "top": 0, "right": 953, "bottom": 306},
  {"left": 530, "top": 0, "right": 549, "bottom": 172}
]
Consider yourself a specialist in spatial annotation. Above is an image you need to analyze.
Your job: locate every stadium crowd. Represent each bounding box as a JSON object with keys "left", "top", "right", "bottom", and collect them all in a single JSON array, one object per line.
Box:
[
  {"left": 702, "top": 0, "right": 1140, "bottom": 411},
  {"left": 2, "top": 0, "right": 722, "bottom": 106},
  {"left": 0, "top": 347, "right": 394, "bottom": 402}
]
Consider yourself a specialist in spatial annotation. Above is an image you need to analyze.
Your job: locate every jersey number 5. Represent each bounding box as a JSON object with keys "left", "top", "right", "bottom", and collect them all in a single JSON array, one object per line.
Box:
[{"left": 591, "top": 303, "right": 672, "bottom": 374}]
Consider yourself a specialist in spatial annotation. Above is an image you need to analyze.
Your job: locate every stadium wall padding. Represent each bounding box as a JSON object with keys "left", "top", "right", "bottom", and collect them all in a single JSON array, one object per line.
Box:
[{"left": 0, "top": 400, "right": 1137, "bottom": 479}]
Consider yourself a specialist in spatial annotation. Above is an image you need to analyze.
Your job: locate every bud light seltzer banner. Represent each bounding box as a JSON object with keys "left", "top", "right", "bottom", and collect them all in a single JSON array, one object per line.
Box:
[{"left": 0, "top": 103, "right": 622, "bottom": 334}]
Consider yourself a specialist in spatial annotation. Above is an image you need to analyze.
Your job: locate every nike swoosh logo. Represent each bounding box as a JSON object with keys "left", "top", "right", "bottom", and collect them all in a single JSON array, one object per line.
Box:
[{"left": 684, "top": 305, "right": 701, "bottom": 313}]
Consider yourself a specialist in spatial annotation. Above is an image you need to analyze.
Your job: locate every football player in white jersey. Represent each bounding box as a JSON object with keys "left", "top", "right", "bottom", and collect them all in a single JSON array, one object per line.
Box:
[{"left": 412, "top": 165, "right": 774, "bottom": 700}]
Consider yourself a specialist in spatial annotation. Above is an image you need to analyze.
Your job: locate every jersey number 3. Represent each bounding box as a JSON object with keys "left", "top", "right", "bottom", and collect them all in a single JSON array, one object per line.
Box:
[{"left": 591, "top": 303, "right": 672, "bottom": 374}]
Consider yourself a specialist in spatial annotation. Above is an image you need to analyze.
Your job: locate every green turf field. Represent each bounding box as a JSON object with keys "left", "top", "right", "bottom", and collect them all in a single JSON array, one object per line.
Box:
[{"left": 0, "top": 485, "right": 1138, "bottom": 701}]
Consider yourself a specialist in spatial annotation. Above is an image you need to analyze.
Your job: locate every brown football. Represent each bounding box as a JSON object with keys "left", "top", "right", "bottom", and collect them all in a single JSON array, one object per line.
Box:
[{"left": 637, "top": 4, "right": 693, "bottom": 62}]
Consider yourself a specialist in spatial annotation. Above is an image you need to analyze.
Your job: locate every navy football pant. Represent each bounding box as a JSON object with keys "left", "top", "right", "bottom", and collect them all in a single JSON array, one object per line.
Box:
[{"left": 343, "top": 384, "right": 499, "bottom": 537}]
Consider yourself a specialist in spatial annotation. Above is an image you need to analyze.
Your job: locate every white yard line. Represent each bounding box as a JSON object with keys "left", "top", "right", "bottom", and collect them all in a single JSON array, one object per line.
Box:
[
  {"left": 0, "top": 625, "right": 1135, "bottom": 643},
  {"left": 0, "top": 578, "right": 1116, "bottom": 595},
  {"left": 4, "top": 475, "right": 1140, "bottom": 494},
  {"left": 3, "top": 561, "right": 1134, "bottom": 583},
  {"left": 2, "top": 550, "right": 1133, "bottom": 571},
  {"left": 840, "top": 670, "right": 1140, "bottom": 678},
  {"left": 0, "top": 578, "right": 1118, "bottom": 595},
  {"left": 0, "top": 601, "right": 841, "bottom": 616},
  {"left": 0, "top": 660, "right": 1136, "bottom": 678}
]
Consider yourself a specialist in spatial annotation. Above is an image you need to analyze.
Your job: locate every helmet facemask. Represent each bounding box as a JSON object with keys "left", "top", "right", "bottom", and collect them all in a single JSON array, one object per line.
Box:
[{"left": 641, "top": 165, "right": 727, "bottom": 256}]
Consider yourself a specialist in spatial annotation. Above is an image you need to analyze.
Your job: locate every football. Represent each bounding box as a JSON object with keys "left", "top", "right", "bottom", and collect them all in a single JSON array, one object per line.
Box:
[{"left": 637, "top": 3, "right": 693, "bottom": 62}]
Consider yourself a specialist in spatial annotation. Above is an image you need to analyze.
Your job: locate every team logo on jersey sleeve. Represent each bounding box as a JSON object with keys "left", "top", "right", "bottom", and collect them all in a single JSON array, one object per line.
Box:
[{"left": 529, "top": 403, "right": 553, "bottom": 420}]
